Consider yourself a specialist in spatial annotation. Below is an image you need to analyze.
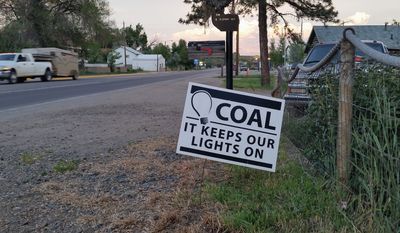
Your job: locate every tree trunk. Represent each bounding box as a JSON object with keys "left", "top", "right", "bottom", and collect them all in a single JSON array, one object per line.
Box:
[{"left": 258, "top": 0, "right": 270, "bottom": 86}]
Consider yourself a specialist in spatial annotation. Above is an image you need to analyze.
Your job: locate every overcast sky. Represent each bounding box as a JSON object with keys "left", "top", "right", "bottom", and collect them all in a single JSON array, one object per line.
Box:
[{"left": 108, "top": 0, "right": 399, "bottom": 55}]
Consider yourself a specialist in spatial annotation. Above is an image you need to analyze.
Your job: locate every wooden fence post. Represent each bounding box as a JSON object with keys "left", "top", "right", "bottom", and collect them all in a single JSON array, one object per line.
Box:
[
  {"left": 272, "top": 67, "right": 283, "bottom": 98},
  {"left": 337, "top": 38, "right": 355, "bottom": 187}
]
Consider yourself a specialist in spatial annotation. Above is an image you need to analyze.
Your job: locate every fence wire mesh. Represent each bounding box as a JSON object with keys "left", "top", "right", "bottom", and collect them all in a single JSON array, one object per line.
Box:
[{"left": 283, "top": 31, "right": 400, "bottom": 232}]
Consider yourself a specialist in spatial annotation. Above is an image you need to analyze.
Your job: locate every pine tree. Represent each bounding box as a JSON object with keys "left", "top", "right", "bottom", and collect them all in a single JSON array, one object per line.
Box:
[{"left": 180, "top": 0, "right": 338, "bottom": 86}]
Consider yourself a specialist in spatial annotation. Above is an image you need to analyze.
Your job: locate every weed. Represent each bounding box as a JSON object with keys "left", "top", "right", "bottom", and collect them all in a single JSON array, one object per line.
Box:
[
  {"left": 20, "top": 152, "right": 42, "bottom": 165},
  {"left": 53, "top": 160, "right": 79, "bottom": 173}
]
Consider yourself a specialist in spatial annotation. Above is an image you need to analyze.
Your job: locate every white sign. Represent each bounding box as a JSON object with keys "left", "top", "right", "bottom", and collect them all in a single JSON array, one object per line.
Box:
[{"left": 176, "top": 83, "right": 285, "bottom": 172}]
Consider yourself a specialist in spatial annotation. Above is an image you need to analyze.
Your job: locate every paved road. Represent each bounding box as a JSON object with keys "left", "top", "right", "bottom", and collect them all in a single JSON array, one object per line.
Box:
[{"left": 0, "top": 69, "right": 220, "bottom": 112}]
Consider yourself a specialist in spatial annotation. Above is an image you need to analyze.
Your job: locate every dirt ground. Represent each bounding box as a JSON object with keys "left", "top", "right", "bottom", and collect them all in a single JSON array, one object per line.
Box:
[
  {"left": 0, "top": 76, "right": 242, "bottom": 232},
  {"left": 35, "top": 137, "right": 228, "bottom": 232}
]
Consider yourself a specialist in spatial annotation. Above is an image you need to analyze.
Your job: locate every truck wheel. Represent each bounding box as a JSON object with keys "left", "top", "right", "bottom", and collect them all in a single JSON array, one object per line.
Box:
[
  {"left": 8, "top": 71, "right": 17, "bottom": 84},
  {"left": 72, "top": 71, "right": 79, "bottom": 80},
  {"left": 41, "top": 69, "right": 52, "bottom": 82},
  {"left": 16, "top": 77, "right": 26, "bottom": 83}
]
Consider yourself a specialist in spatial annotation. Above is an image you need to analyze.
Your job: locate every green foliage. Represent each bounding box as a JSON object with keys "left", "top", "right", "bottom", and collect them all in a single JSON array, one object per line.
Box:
[
  {"left": 123, "top": 24, "right": 148, "bottom": 51},
  {"left": 169, "top": 39, "right": 192, "bottom": 70},
  {"left": 107, "top": 51, "right": 122, "bottom": 72},
  {"left": 288, "top": 43, "right": 306, "bottom": 64},
  {"left": 0, "top": 0, "right": 114, "bottom": 53},
  {"left": 349, "top": 65, "right": 400, "bottom": 232},
  {"left": 207, "top": 139, "right": 350, "bottom": 232},
  {"left": 151, "top": 43, "right": 171, "bottom": 61},
  {"left": 285, "top": 64, "right": 400, "bottom": 232},
  {"left": 53, "top": 160, "right": 79, "bottom": 173},
  {"left": 269, "top": 36, "right": 285, "bottom": 67},
  {"left": 86, "top": 42, "right": 103, "bottom": 63}
]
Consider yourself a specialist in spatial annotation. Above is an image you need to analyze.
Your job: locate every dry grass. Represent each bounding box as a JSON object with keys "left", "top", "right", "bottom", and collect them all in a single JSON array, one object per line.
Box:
[{"left": 34, "top": 137, "right": 229, "bottom": 232}]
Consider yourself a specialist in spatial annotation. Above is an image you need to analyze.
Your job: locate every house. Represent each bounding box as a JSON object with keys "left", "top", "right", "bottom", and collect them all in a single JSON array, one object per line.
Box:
[
  {"left": 114, "top": 46, "right": 165, "bottom": 71},
  {"left": 306, "top": 25, "right": 400, "bottom": 55}
]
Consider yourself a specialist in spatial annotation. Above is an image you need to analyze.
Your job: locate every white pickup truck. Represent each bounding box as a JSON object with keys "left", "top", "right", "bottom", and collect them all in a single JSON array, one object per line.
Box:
[{"left": 0, "top": 53, "right": 53, "bottom": 84}]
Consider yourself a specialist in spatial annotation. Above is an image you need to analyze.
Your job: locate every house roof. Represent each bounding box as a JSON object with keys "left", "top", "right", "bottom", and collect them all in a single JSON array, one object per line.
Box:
[
  {"left": 116, "top": 46, "right": 143, "bottom": 56},
  {"left": 306, "top": 25, "right": 400, "bottom": 52},
  {"left": 137, "top": 54, "right": 164, "bottom": 60},
  {"left": 115, "top": 47, "right": 163, "bottom": 59}
]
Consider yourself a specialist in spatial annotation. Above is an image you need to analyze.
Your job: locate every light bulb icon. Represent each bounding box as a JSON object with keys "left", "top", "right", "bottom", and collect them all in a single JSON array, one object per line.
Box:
[{"left": 191, "top": 90, "right": 213, "bottom": 125}]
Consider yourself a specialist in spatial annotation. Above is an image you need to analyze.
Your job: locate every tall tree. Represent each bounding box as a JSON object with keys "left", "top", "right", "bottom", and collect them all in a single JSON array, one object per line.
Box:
[
  {"left": 123, "top": 23, "right": 148, "bottom": 51},
  {"left": 269, "top": 34, "right": 286, "bottom": 67},
  {"left": 258, "top": 0, "right": 269, "bottom": 86},
  {"left": 180, "top": 0, "right": 338, "bottom": 86},
  {"left": 152, "top": 43, "right": 171, "bottom": 62},
  {"left": 169, "top": 39, "right": 191, "bottom": 70},
  {"left": 0, "top": 0, "right": 113, "bottom": 51}
]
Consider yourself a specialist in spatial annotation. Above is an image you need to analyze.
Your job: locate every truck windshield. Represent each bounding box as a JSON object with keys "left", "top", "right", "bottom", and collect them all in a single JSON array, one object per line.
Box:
[
  {"left": 304, "top": 44, "right": 335, "bottom": 66},
  {"left": 304, "top": 43, "right": 386, "bottom": 66},
  {"left": 0, "top": 54, "right": 16, "bottom": 61}
]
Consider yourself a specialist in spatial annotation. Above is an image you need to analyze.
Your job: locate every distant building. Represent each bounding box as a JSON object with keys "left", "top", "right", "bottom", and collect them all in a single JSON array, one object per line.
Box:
[
  {"left": 114, "top": 46, "right": 165, "bottom": 71},
  {"left": 306, "top": 25, "right": 400, "bottom": 55}
]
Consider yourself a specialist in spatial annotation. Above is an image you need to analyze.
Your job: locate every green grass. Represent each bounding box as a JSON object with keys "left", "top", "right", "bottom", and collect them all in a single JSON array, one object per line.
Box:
[
  {"left": 20, "top": 152, "right": 42, "bottom": 165},
  {"left": 53, "top": 160, "right": 79, "bottom": 173},
  {"left": 284, "top": 65, "right": 400, "bottom": 232},
  {"left": 224, "top": 74, "right": 276, "bottom": 90},
  {"left": 79, "top": 69, "right": 142, "bottom": 76},
  {"left": 206, "top": 138, "right": 351, "bottom": 232}
]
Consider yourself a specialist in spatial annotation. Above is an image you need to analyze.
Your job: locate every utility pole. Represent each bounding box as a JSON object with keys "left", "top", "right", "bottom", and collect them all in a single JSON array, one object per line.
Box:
[{"left": 156, "top": 54, "right": 159, "bottom": 72}]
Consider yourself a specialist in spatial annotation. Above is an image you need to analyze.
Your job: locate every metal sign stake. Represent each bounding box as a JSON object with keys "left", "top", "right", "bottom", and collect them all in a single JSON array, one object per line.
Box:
[{"left": 226, "top": 31, "right": 234, "bottom": 89}]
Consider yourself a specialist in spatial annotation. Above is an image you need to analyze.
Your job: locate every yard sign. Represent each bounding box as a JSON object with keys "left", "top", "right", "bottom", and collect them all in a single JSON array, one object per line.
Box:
[{"left": 177, "top": 83, "right": 285, "bottom": 172}]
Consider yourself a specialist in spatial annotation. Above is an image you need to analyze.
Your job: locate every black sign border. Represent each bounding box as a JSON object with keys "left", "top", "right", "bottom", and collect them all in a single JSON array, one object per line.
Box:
[{"left": 190, "top": 85, "right": 282, "bottom": 111}]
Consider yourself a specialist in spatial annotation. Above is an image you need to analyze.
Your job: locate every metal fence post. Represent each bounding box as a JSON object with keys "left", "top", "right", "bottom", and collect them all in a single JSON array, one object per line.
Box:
[{"left": 337, "top": 35, "right": 355, "bottom": 187}]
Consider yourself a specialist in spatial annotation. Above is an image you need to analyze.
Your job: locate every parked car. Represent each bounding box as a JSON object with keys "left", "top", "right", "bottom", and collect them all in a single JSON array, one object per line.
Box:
[
  {"left": 284, "top": 40, "right": 389, "bottom": 106},
  {"left": 240, "top": 65, "right": 248, "bottom": 71},
  {"left": 0, "top": 53, "right": 52, "bottom": 84}
]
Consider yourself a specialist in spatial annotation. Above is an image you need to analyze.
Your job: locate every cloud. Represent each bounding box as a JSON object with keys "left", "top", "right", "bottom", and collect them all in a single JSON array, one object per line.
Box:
[{"left": 345, "top": 12, "right": 371, "bottom": 25}]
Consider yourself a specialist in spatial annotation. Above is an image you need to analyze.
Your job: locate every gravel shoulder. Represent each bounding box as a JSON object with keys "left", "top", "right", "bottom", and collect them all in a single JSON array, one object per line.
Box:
[
  {"left": 0, "top": 75, "right": 274, "bottom": 232},
  {"left": 0, "top": 75, "right": 225, "bottom": 232}
]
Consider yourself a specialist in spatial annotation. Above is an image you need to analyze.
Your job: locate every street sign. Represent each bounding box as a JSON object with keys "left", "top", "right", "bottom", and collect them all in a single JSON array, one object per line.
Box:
[
  {"left": 194, "top": 59, "right": 199, "bottom": 65},
  {"left": 188, "top": 40, "right": 225, "bottom": 59},
  {"left": 177, "top": 83, "right": 285, "bottom": 172},
  {"left": 212, "top": 13, "right": 239, "bottom": 32}
]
